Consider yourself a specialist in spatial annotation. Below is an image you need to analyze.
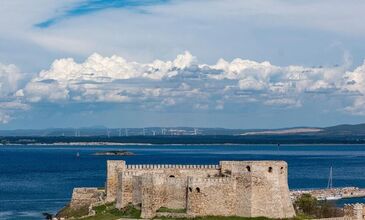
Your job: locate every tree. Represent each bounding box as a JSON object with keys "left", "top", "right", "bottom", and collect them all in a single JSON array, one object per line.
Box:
[{"left": 294, "top": 193, "right": 318, "bottom": 216}]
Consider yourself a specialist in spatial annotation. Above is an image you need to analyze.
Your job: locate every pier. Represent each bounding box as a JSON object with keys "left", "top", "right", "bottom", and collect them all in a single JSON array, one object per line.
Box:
[{"left": 290, "top": 187, "right": 365, "bottom": 201}]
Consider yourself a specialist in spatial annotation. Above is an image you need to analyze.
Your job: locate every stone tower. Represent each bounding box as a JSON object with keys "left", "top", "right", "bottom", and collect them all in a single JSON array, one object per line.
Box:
[{"left": 106, "top": 160, "right": 126, "bottom": 202}]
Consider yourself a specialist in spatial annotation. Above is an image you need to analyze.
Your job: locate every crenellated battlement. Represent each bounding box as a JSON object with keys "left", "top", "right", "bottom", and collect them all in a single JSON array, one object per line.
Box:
[
  {"left": 126, "top": 164, "right": 219, "bottom": 169},
  {"left": 344, "top": 203, "right": 365, "bottom": 207},
  {"left": 188, "top": 176, "right": 233, "bottom": 183},
  {"left": 344, "top": 203, "right": 365, "bottom": 220},
  {"left": 121, "top": 171, "right": 140, "bottom": 177}
]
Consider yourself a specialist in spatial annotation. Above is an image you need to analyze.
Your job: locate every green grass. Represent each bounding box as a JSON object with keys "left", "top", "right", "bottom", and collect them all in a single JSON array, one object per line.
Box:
[
  {"left": 56, "top": 204, "right": 89, "bottom": 219},
  {"left": 157, "top": 215, "right": 312, "bottom": 220},
  {"left": 76, "top": 203, "right": 141, "bottom": 220},
  {"left": 157, "top": 207, "right": 187, "bottom": 213},
  {"left": 158, "top": 216, "right": 271, "bottom": 220},
  {"left": 58, "top": 203, "right": 310, "bottom": 220}
]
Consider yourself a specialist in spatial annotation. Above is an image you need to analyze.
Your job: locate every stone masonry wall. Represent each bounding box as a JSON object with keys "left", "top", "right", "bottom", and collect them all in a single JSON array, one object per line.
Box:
[
  {"left": 137, "top": 174, "right": 188, "bottom": 218},
  {"left": 114, "top": 163, "right": 220, "bottom": 207},
  {"left": 106, "top": 160, "right": 125, "bottom": 202},
  {"left": 219, "top": 161, "right": 295, "bottom": 218},
  {"left": 108, "top": 160, "right": 295, "bottom": 219},
  {"left": 140, "top": 174, "right": 166, "bottom": 219},
  {"left": 69, "top": 187, "right": 105, "bottom": 209},
  {"left": 187, "top": 177, "right": 236, "bottom": 217},
  {"left": 132, "top": 176, "right": 142, "bottom": 206},
  {"left": 164, "top": 177, "right": 187, "bottom": 209},
  {"left": 344, "top": 203, "right": 365, "bottom": 220},
  {"left": 115, "top": 172, "right": 134, "bottom": 209}
]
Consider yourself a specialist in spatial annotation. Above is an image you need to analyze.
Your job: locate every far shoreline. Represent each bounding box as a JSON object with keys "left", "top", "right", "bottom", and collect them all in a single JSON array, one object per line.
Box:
[{"left": 2, "top": 142, "right": 365, "bottom": 146}]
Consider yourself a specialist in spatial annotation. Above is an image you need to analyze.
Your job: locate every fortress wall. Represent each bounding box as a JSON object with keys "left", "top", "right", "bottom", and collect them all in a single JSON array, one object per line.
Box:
[
  {"left": 235, "top": 174, "right": 253, "bottom": 216},
  {"left": 219, "top": 161, "right": 295, "bottom": 218},
  {"left": 277, "top": 162, "right": 297, "bottom": 218},
  {"left": 108, "top": 160, "right": 295, "bottom": 219},
  {"left": 163, "top": 177, "right": 188, "bottom": 209},
  {"left": 126, "top": 164, "right": 219, "bottom": 170},
  {"left": 249, "top": 161, "right": 295, "bottom": 218},
  {"left": 344, "top": 203, "right": 365, "bottom": 220},
  {"left": 139, "top": 175, "right": 187, "bottom": 218},
  {"left": 140, "top": 174, "right": 166, "bottom": 219},
  {"left": 187, "top": 177, "right": 237, "bottom": 217},
  {"left": 132, "top": 176, "right": 142, "bottom": 206},
  {"left": 126, "top": 164, "right": 220, "bottom": 178},
  {"left": 113, "top": 164, "right": 220, "bottom": 209},
  {"left": 69, "top": 187, "right": 105, "bottom": 209},
  {"left": 106, "top": 160, "right": 126, "bottom": 202},
  {"left": 116, "top": 172, "right": 139, "bottom": 209},
  {"left": 218, "top": 161, "right": 254, "bottom": 216}
]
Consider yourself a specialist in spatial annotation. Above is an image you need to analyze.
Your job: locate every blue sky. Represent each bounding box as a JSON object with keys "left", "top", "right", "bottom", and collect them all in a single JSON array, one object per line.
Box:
[
  {"left": 35, "top": 0, "right": 170, "bottom": 28},
  {"left": 1, "top": 0, "right": 365, "bottom": 129}
]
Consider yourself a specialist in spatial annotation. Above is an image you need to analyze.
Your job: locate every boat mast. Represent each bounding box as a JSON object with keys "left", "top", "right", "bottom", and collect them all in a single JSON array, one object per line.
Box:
[{"left": 327, "top": 166, "right": 333, "bottom": 189}]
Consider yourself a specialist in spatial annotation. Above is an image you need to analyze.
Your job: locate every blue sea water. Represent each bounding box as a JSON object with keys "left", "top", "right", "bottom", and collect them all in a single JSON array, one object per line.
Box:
[{"left": 1, "top": 144, "right": 365, "bottom": 219}]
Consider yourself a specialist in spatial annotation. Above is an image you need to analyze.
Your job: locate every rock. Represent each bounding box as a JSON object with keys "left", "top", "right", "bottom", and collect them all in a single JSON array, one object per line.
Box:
[{"left": 93, "top": 150, "right": 135, "bottom": 156}]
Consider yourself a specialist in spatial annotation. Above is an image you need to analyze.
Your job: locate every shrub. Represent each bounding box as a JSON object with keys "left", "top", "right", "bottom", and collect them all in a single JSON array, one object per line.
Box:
[{"left": 294, "top": 194, "right": 343, "bottom": 218}]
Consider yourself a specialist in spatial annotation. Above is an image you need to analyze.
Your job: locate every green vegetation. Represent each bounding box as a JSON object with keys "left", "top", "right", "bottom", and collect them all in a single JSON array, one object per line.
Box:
[
  {"left": 57, "top": 203, "right": 141, "bottom": 220},
  {"left": 56, "top": 204, "right": 89, "bottom": 219},
  {"left": 79, "top": 203, "right": 141, "bottom": 220},
  {"left": 157, "top": 214, "right": 314, "bottom": 220},
  {"left": 57, "top": 196, "right": 344, "bottom": 220},
  {"left": 294, "top": 194, "right": 343, "bottom": 218},
  {"left": 157, "top": 207, "right": 186, "bottom": 213},
  {"left": 158, "top": 216, "right": 271, "bottom": 220}
]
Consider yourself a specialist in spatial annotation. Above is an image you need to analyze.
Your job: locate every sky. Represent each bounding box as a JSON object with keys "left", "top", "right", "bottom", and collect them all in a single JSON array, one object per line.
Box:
[{"left": 1, "top": 0, "right": 365, "bottom": 129}]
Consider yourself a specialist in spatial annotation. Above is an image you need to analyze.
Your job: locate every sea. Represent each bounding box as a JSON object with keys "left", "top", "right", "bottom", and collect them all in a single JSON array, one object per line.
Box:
[{"left": 1, "top": 144, "right": 365, "bottom": 220}]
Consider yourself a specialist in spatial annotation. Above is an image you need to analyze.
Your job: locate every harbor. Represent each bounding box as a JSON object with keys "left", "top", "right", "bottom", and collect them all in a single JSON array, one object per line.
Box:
[{"left": 290, "top": 187, "right": 365, "bottom": 201}]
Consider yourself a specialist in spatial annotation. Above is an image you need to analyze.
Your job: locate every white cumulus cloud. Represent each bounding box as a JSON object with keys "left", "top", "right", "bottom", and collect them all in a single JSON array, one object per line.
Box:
[
  {"left": 2, "top": 52, "right": 365, "bottom": 124},
  {"left": 0, "top": 63, "right": 26, "bottom": 123}
]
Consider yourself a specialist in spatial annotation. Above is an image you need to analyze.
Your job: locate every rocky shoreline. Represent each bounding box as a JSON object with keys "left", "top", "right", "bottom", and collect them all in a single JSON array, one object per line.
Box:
[{"left": 93, "top": 150, "right": 135, "bottom": 156}]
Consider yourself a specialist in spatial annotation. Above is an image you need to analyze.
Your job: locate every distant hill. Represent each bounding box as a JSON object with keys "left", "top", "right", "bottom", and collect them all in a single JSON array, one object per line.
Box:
[
  {"left": 1, "top": 123, "right": 365, "bottom": 145},
  {"left": 321, "top": 123, "right": 365, "bottom": 136},
  {"left": 0, "top": 123, "right": 364, "bottom": 137},
  {"left": 240, "top": 123, "right": 365, "bottom": 136}
]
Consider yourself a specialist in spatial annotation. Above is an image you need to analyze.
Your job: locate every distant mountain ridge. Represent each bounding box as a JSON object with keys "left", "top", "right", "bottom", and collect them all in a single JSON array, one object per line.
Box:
[{"left": 0, "top": 123, "right": 364, "bottom": 137}]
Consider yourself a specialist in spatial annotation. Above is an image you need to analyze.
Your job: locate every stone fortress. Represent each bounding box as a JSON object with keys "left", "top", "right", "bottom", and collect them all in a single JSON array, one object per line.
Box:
[
  {"left": 102, "top": 160, "right": 296, "bottom": 219},
  {"left": 344, "top": 203, "right": 365, "bottom": 220}
]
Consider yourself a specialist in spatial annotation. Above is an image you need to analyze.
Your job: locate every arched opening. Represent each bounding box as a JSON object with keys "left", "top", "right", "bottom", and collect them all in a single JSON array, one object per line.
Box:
[
  {"left": 169, "top": 175, "right": 175, "bottom": 178},
  {"left": 196, "top": 187, "right": 200, "bottom": 193},
  {"left": 188, "top": 187, "right": 192, "bottom": 192},
  {"left": 280, "top": 167, "right": 284, "bottom": 174},
  {"left": 246, "top": 166, "right": 251, "bottom": 172},
  {"left": 268, "top": 167, "right": 273, "bottom": 173}
]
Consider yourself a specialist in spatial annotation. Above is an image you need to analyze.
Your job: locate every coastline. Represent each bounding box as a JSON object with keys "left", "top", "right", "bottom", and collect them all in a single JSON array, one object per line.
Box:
[{"left": 2, "top": 142, "right": 365, "bottom": 146}]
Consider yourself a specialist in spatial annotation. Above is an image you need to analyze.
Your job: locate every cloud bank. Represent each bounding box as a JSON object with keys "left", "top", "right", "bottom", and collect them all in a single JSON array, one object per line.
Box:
[
  {"left": 0, "top": 52, "right": 364, "bottom": 124},
  {"left": 0, "top": 63, "right": 28, "bottom": 123}
]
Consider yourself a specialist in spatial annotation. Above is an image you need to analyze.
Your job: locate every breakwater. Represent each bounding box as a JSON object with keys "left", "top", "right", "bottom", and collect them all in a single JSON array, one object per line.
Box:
[{"left": 290, "top": 187, "right": 365, "bottom": 201}]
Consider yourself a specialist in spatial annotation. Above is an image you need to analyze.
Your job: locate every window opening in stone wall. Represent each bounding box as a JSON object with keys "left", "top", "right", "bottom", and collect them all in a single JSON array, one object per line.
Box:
[
  {"left": 189, "top": 187, "right": 192, "bottom": 192},
  {"left": 196, "top": 187, "right": 200, "bottom": 193},
  {"left": 280, "top": 167, "right": 284, "bottom": 174},
  {"left": 169, "top": 175, "right": 175, "bottom": 178},
  {"left": 246, "top": 166, "right": 251, "bottom": 172},
  {"left": 268, "top": 167, "right": 273, "bottom": 173}
]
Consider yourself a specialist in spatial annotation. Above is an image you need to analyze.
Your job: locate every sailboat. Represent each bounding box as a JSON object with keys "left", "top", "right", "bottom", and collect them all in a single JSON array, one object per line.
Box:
[{"left": 325, "top": 166, "right": 342, "bottom": 200}]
